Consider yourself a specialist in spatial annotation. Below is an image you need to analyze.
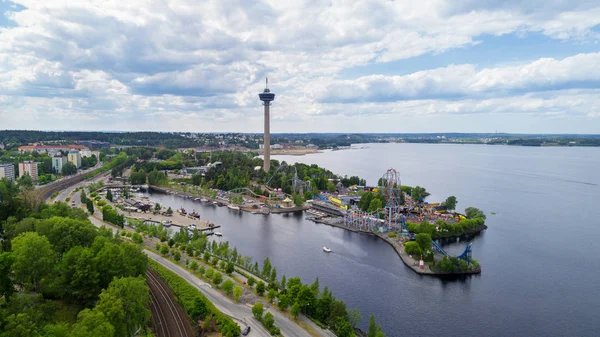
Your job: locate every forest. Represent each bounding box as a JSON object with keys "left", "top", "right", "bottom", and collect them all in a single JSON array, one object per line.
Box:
[{"left": 0, "top": 178, "right": 150, "bottom": 337}]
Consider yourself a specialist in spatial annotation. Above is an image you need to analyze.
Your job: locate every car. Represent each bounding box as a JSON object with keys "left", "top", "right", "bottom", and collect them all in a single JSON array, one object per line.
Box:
[{"left": 242, "top": 326, "right": 251, "bottom": 335}]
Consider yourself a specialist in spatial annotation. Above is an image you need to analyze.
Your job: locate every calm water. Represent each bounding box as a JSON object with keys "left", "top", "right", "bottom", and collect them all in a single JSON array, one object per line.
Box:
[{"left": 145, "top": 143, "right": 600, "bottom": 337}]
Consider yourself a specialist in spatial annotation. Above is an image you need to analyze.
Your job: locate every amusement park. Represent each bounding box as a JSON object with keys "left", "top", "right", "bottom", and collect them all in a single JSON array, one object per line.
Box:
[{"left": 306, "top": 168, "right": 486, "bottom": 275}]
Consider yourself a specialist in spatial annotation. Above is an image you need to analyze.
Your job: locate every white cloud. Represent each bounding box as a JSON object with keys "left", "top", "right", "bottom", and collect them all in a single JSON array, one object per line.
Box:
[
  {"left": 315, "top": 53, "right": 600, "bottom": 103},
  {"left": 0, "top": 0, "right": 599, "bottom": 132}
]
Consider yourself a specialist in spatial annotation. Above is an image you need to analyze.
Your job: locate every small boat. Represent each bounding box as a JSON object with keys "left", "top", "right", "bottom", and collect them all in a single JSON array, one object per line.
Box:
[
  {"left": 190, "top": 211, "right": 200, "bottom": 219},
  {"left": 323, "top": 246, "right": 331, "bottom": 253},
  {"left": 194, "top": 198, "right": 202, "bottom": 201},
  {"left": 212, "top": 201, "right": 218, "bottom": 205},
  {"left": 201, "top": 198, "right": 208, "bottom": 202},
  {"left": 214, "top": 231, "right": 223, "bottom": 237},
  {"left": 227, "top": 204, "right": 240, "bottom": 211},
  {"left": 177, "top": 207, "right": 187, "bottom": 215}
]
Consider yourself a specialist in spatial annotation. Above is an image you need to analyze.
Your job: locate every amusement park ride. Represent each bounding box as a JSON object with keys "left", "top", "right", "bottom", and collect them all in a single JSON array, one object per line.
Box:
[{"left": 343, "top": 167, "right": 474, "bottom": 265}]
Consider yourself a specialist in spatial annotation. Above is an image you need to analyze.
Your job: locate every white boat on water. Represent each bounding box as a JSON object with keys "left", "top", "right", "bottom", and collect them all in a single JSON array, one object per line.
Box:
[
  {"left": 214, "top": 231, "right": 223, "bottom": 237},
  {"left": 201, "top": 198, "right": 208, "bottom": 202},
  {"left": 212, "top": 201, "right": 218, "bottom": 205},
  {"left": 323, "top": 246, "right": 331, "bottom": 253},
  {"left": 227, "top": 204, "right": 240, "bottom": 210}
]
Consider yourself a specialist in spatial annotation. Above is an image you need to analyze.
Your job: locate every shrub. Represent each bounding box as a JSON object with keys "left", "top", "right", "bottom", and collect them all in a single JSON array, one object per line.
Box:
[
  {"left": 212, "top": 272, "right": 223, "bottom": 285},
  {"left": 222, "top": 279, "right": 234, "bottom": 294},
  {"left": 388, "top": 232, "right": 397, "bottom": 238},
  {"left": 256, "top": 281, "right": 266, "bottom": 296},
  {"left": 247, "top": 276, "right": 256, "bottom": 287},
  {"left": 190, "top": 261, "right": 199, "bottom": 271},
  {"left": 252, "top": 302, "right": 264, "bottom": 320},
  {"left": 198, "top": 266, "right": 206, "bottom": 275}
]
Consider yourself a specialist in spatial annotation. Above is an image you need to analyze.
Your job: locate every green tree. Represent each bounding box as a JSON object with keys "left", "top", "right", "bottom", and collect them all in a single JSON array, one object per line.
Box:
[
  {"left": 270, "top": 267, "right": 277, "bottom": 282},
  {"left": 465, "top": 207, "right": 486, "bottom": 220},
  {"left": 11, "top": 232, "right": 56, "bottom": 292},
  {"left": 263, "top": 311, "right": 275, "bottom": 329},
  {"left": 81, "top": 190, "right": 88, "bottom": 204},
  {"left": 280, "top": 275, "right": 287, "bottom": 290},
  {"left": 368, "top": 314, "right": 377, "bottom": 337},
  {"left": 222, "top": 279, "right": 234, "bottom": 294},
  {"left": 106, "top": 189, "right": 113, "bottom": 202},
  {"left": 403, "top": 241, "right": 422, "bottom": 256},
  {"left": 190, "top": 261, "right": 199, "bottom": 271},
  {"left": 154, "top": 203, "right": 161, "bottom": 212},
  {"left": 277, "top": 294, "right": 290, "bottom": 310},
  {"left": 247, "top": 276, "right": 256, "bottom": 286},
  {"left": 61, "top": 162, "right": 77, "bottom": 176},
  {"left": 261, "top": 257, "right": 272, "bottom": 279},
  {"left": 203, "top": 251, "right": 210, "bottom": 263},
  {"left": 205, "top": 268, "right": 214, "bottom": 279},
  {"left": 173, "top": 251, "right": 181, "bottom": 262},
  {"left": 367, "top": 198, "right": 382, "bottom": 212},
  {"left": 0, "top": 252, "right": 15, "bottom": 301},
  {"left": 212, "top": 272, "right": 223, "bottom": 285},
  {"left": 166, "top": 207, "right": 173, "bottom": 215},
  {"left": 17, "top": 173, "right": 34, "bottom": 189},
  {"left": 225, "top": 261, "right": 235, "bottom": 275},
  {"left": 256, "top": 281, "right": 266, "bottom": 296},
  {"left": 291, "top": 302, "right": 300, "bottom": 319},
  {"left": 252, "top": 302, "right": 264, "bottom": 320},
  {"left": 86, "top": 198, "right": 94, "bottom": 214},
  {"left": 415, "top": 233, "right": 432, "bottom": 253},
  {"left": 160, "top": 245, "right": 169, "bottom": 255},
  {"left": 72, "top": 308, "right": 115, "bottom": 337},
  {"left": 267, "top": 288, "right": 277, "bottom": 303},
  {"left": 442, "top": 196, "right": 457, "bottom": 211},
  {"left": 233, "top": 286, "right": 243, "bottom": 301},
  {"left": 335, "top": 317, "right": 355, "bottom": 337},
  {"left": 348, "top": 308, "right": 362, "bottom": 327},
  {"left": 95, "top": 276, "right": 150, "bottom": 337}
]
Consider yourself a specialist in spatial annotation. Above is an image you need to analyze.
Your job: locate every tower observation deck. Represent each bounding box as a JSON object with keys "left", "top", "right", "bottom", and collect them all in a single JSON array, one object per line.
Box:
[{"left": 259, "top": 78, "right": 275, "bottom": 172}]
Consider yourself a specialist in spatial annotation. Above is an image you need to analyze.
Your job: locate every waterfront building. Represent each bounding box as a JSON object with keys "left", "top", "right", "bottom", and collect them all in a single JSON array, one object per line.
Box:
[
  {"left": 258, "top": 78, "right": 275, "bottom": 172},
  {"left": 18, "top": 161, "right": 38, "bottom": 180},
  {"left": 68, "top": 150, "right": 82, "bottom": 168},
  {"left": 0, "top": 163, "right": 15, "bottom": 181},
  {"left": 52, "top": 154, "right": 67, "bottom": 173}
]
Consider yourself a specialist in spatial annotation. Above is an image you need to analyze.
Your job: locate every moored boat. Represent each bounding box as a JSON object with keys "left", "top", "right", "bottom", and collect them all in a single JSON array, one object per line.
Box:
[{"left": 323, "top": 246, "right": 331, "bottom": 253}]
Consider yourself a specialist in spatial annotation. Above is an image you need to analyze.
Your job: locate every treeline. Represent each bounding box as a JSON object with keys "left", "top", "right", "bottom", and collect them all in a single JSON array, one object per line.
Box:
[
  {"left": 0, "top": 130, "right": 200, "bottom": 149},
  {"left": 0, "top": 195, "right": 150, "bottom": 337}
]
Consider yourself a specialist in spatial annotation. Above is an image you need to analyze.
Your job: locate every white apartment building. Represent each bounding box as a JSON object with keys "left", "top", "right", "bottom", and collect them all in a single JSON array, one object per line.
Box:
[{"left": 0, "top": 163, "right": 15, "bottom": 181}]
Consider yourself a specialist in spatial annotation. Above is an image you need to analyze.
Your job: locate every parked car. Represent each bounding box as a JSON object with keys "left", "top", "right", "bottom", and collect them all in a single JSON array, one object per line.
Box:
[{"left": 242, "top": 326, "right": 251, "bottom": 335}]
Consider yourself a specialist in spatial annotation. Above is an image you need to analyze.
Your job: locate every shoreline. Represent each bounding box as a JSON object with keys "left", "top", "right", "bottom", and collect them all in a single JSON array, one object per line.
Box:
[{"left": 310, "top": 216, "right": 483, "bottom": 276}]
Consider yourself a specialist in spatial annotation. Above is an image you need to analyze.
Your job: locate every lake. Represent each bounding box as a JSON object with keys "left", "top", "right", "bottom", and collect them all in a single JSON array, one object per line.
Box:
[{"left": 145, "top": 143, "right": 600, "bottom": 337}]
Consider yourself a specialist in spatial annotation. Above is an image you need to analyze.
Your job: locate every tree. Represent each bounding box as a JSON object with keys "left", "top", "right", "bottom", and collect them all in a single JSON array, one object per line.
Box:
[
  {"left": 222, "top": 279, "right": 234, "bottom": 294},
  {"left": 205, "top": 268, "right": 214, "bottom": 279},
  {"left": 203, "top": 252, "right": 210, "bottom": 263},
  {"left": 267, "top": 288, "right": 277, "bottom": 303},
  {"left": 81, "top": 190, "right": 88, "bottom": 204},
  {"left": 168, "top": 238, "right": 175, "bottom": 247},
  {"left": 173, "top": 251, "right": 181, "bottom": 262},
  {"left": 368, "top": 315, "right": 377, "bottom": 337},
  {"left": 17, "top": 173, "right": 34, "bottom": 189},
  {"left": 367, "top": 198, "right": 382, "bottom": 212},
  {"left": 86, "top": 198, "right": 94, "bottom": 214},
  {"left": 270, "top": 267, "right": 277, "bottom": 282},
  {"left": 190, "top": 261, "right": 199, "bottom": 271},
  {"left": 335, "top": 317, "right": 355, "bottom": 337},
  {"left": 11, "top": 232, "right": 56, "bottom": 291},
  {"left": 96, "top": 276, "right": 150, "bottom": 337},
  {"left": 291, "top": 302, "right": 300, "bottom": 319},
  {"left": 72, "top": 308, "right": 115, "bottom": 337},
  {"left": 252, "top": 302, "right": 264, "bottom": 320},
  {"left": 62, "top": 162, "right": 77, "bottom": 176},
  {"left": 225, "top": 261, "right": 235, "bottom": 275},
  {"left": 280, "top": 275, "right": 287, "bottom": 290},
  {"left": 442, "top": 196, "right": 457, "bottom": 211},
  {"left": 348, "top": 308, "right": 362, "bottom": 327},
  {"left": 404, "top": 241, "right": 422, "bottom": 256},
  {"left": 212, "top": 272, "right": 223, "bottom": 285},
  {"left": 160, "top": 245, "right": 169, "bottom": 255},
  {"left": 166, "top": 207, "right": 173, "bottom": 215},
  {"left": 261, "top": 257, "right": 272, "bottom": 278},
  {"left": 106, "top": 189, "right": 113, "bottom": 202},
  {"left": 415, "top": 233, "right": 432, "bottom": 253},
  {"left": 465, "top": 207, "right": 486, "bottom": 220},
  {"left": 256, "top": 281, "right": 266, "bottom": 296},
  {"left": 263, "top": 311, "right": 275, "bottom": 329},
  {"left": 0, "top": 252, "right": 14, "bottom": 301},
  {"left": 233, "top": 286, "right": 243, "bottom": 301},
  {"left": 154, "top": 203, "right": 161, "bottom": 212},
  {"left": 247, "top": 276, "right": 256, "bottom": 286}
]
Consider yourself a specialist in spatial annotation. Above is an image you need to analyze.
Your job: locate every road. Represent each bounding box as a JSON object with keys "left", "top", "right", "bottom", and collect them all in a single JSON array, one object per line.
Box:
[{"left": 53, "top": 170, "right": 109, "bottom": 203}]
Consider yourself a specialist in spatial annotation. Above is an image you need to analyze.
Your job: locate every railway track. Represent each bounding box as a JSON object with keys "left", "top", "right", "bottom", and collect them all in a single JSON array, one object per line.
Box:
[{"left": 146, "top": 270, "right": 193, "bottom": 337}]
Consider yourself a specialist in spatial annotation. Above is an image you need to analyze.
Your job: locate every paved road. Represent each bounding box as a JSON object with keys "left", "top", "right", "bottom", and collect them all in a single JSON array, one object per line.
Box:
[{"left": 53, "top": 171, "right": 109, "bottom": 203}]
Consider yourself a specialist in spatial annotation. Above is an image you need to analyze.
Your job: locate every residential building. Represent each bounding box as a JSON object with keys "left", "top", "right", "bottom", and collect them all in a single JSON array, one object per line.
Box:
[
  {"left": 19, "top": 161, "right": 38, "bottom": 180},
  {"left": 18, "top": 144, "right": 88, "bottom": 155},
  {"left": 0, "top": 164, "right": 15, "bottom": 181},
  {"left": 68, "top": 150, "right": 82, "bottom": 168},
  {"left": 52, "top": 154, "right": 67, "bottom": 173}
]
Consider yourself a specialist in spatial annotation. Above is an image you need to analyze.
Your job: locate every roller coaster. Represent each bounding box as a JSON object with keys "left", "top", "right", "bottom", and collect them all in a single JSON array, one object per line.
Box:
[
  {"left": 265, "top": 163, "right": 312, "bottom": 194},
  {"left": 432, "top": 241, "right": 473, "bottom": 265}
]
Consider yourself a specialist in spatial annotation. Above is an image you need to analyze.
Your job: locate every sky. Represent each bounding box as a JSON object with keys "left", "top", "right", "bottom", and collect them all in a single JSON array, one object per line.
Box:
[{"left": 0, "top": 0, "right": 599, "bottom": 134}]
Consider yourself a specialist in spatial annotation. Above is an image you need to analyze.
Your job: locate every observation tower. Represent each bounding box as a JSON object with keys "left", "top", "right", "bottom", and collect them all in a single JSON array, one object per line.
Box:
[{"left": 259, "top": 78, "right": 275, "bottom": 172}]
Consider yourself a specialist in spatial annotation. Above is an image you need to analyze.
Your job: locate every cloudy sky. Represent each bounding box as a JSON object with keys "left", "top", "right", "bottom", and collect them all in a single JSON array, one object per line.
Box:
[{"left": 1, "top": 0, "right": 599, "bottom": 133}]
